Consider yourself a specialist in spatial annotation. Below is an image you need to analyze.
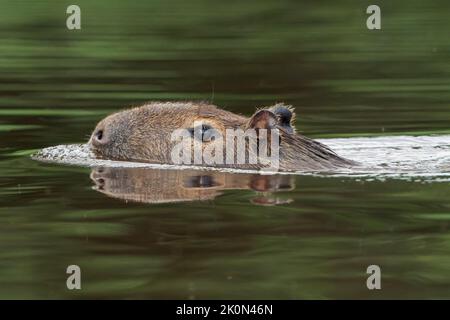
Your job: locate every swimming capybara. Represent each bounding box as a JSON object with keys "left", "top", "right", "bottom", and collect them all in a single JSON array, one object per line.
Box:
[{"left": 88, "top": 102, "right": 355, "bottom": 172}]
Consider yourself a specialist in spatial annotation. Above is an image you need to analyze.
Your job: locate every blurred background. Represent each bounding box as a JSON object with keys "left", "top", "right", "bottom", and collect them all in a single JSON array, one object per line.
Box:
[{"left": 0, "top": 0, "right": 449, "bottom": 299}]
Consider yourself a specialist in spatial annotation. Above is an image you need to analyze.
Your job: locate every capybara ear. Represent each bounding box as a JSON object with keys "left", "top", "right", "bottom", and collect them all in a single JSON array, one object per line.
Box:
[
  {"left": 268, "top": 103, "right": 296, "bottom": 134},
  {"left": 247, "top": 109, "right": 278, "bottom": 130}
]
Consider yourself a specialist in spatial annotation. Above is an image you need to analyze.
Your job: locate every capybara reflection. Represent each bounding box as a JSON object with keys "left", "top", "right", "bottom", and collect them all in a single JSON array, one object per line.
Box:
[
  {"left": 89, "top": 102, "right": 355, "bottom": 171},
  {"left": 90, "top": 167, "right": 294, "bottom": 205}
]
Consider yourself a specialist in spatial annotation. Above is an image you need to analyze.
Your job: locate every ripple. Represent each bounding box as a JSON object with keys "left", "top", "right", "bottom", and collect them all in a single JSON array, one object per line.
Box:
[{"left": 31, "top": 135, "right": 450, "bottom": 181}]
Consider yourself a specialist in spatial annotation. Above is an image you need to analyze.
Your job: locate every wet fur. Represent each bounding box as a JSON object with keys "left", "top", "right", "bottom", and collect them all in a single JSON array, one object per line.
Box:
[{"left": 89, "top": 102, "right": 356, "bottom": 172}]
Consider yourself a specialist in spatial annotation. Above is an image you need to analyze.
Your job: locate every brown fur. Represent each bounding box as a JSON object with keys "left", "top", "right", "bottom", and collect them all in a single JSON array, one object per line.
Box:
[{"left": 88, "top": 102, "right": 356, "bottom": 171}]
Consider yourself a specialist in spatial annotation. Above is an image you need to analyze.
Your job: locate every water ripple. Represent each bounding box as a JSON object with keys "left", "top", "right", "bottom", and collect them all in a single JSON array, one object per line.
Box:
[{"left": 32, "top": 135, "right": 450, "bottom": 182}]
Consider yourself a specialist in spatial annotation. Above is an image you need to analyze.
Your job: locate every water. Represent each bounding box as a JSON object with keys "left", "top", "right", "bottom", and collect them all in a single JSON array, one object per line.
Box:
[
  {"left": 1, "top": 0, "right": 450, "bottom": 299},
  {"left": 32, "top": 134, "right": 450, "bottom": 179}
]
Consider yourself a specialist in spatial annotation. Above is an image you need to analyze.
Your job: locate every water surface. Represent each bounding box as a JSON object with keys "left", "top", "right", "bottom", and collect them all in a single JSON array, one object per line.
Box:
[{"left": 1, "top": 0, "right": 450, "bottom": 299}]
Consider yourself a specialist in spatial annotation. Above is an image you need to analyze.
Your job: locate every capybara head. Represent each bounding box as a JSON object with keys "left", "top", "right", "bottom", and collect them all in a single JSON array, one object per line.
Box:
[{"left": 88, "top": 102, "right": 355, "bottom": 171}]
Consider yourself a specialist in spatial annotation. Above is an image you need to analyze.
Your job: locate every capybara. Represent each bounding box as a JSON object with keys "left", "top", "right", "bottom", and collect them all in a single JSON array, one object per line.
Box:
[{"left": 88, "top": 102, "right": 355, "bottom": 171}]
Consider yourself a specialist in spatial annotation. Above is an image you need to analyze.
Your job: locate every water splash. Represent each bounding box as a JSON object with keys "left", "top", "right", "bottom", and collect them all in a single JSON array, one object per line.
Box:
[{"left": 32, "top": 135, "right": 450, "bottom": 182}]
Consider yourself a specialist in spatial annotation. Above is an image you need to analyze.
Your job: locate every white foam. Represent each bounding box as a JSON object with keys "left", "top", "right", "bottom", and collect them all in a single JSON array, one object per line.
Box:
[{"left": 31, "top": 135, "right": 450, "bottom": 182}]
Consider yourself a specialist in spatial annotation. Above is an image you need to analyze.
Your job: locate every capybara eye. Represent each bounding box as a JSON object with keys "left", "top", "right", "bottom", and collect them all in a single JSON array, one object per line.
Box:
[
  {"left": 201, "top": 124, "right": 215, "bottom": 142},
  {"left": 188, "top": 124, "right": 215, "bottom": 142}
]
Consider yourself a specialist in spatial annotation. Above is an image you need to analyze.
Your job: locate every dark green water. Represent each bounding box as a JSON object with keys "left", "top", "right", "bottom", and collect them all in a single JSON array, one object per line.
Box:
[{"left": 1, "top": 0, "right": 450, "bottom": 299}]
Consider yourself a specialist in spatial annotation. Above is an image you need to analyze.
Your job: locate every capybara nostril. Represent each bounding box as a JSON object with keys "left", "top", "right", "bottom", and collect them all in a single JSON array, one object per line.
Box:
[
  {"left": 92, "top": 128, "right": 107, "bottom": 146},
  {"left": 96, "top": 130, "right": 103, "bottom": 141}
]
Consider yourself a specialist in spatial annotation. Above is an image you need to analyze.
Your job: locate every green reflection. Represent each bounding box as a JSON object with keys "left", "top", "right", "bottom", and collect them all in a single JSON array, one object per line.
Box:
[{"left": 0, "top": 0, "right": 450, "bottom": 299}]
